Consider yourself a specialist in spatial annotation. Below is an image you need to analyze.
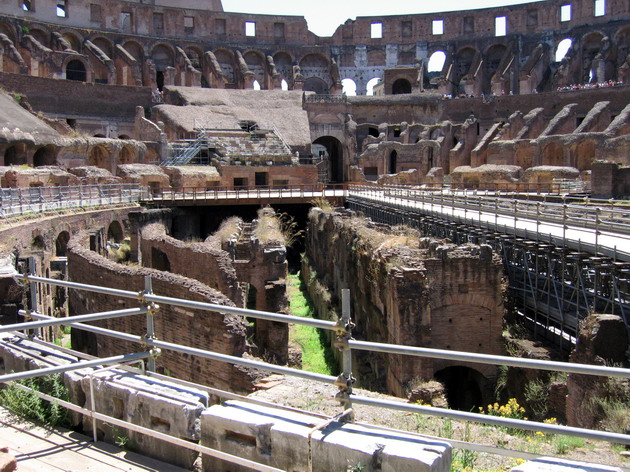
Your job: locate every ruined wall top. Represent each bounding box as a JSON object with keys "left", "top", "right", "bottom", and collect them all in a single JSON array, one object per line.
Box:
[{"left": 6, "top": 0, "right": 629, "bottom": 42}]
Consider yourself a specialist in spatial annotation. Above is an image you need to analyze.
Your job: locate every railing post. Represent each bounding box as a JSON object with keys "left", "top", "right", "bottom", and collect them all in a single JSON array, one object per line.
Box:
[
  {"left": 27, "top": 257, "right": 40, "bottom": 339},
  {"left": 143, "top": 276, "right": 159, "bottom": 372},
  {"left": 595, "top": 207, "right": 601, "bottom": 255},
  {"left": 334, "top": 289, "right": 355, "bottom": 416}
]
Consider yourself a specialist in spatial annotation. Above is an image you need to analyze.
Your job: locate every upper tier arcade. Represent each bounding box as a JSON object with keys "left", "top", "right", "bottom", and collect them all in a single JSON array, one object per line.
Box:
[{"left": 1, "top": 0, "right": 630, "bottom": 95}]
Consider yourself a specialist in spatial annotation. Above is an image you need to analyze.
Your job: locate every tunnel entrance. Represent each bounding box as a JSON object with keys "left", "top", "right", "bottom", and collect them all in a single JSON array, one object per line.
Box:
[
  {"left": 434, "top": 366, "right": 484, "bottom": 411},
  {"left": 312, "top": 136, "right": 343, "bottom": 183}
]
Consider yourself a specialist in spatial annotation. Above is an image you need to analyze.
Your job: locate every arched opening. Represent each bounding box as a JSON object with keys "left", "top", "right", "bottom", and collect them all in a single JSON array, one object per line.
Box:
[
  {"left": 215, "top": 49, "right": 236, "bottom": 84},
  {"left": 342, "top": 78, "right": 357, "bottom": 96},
  {"left": 253, "top": 80, "right": 261, "bottom": 90},
  {"left": 55, "top": 231, "right": 70, "bottom": 257},
  {"left": 582, "top": 32, "right": 605, "bottom": 83},
  {"left": 93, "top": 134, "right": 106, "bottom": 138},
  {"left": 107, "top": 221, "right": 124, "bottom": 243},
  {"left": 156, "top": 71, "right": 164, "bottom": 91},
  {"left": 273, "top": 52, "right": 293, "bottom": 82},
  {"left": 33, "top": 146, "right": 56, "bottom": 167},
  {"left": 543, "top": 142, "right": 565, "bottom": 166},
  {"left": 243, "top": 51, "right": 265, "bottom": 86},
  {"left": 303, "top": 77, "right": 328, "bottom": 95},
  {"left": 435, "top": 366, "right": 484, "bottom": 411},
  {"left": 118, "top": 145, "right": 135, "bottom": 165},
  {"left": 122, "top": 41, "right": 144, "bottom": 62},
  {"left": 392, "top": 78, "right": 411, "bottom": 94},
  {"left": 66, "top": 60, "right": 86, "bottom": 82},
  {"left": 388, "top": 150, "right": 397, "bottom": 174},
  {"left": 368, "top": 127, "right": 379, "bottom": 138},
  {"left": 88, "top": 145, "right": 110, "bottom": 169},
  {"left": 484, "top": 44, "right": 507, "bottom": 94},
  {"left": 4, "top": 145, "right": 25, "bottom": 166},
  {"left": 313, "top": 136, "right": 343, "bottom": 183},
  {"left": 366, "top": 77, "right": 381, "bottom": 96},
  {"left": 281, "top": 79, "right": 288, "bottom": 91},
  {"left": 555, "top": 38, "right": 573, "bottom": 62},
  {"left": 92, "top": 38, "right": 113, "bottom": 59},
  {"left": 62, "top": 33, "right": 81, "bottom": 52},
  {"left": 118, "top": 135, "right": 131, "bottom": 140},
  {"left": 454, "top": 47, "right": 478, "bottom": 90},
  {"left": 186, "top": 47, "right": 202, "bottom": 69},
  {"left": 31, "top": 235, "right": 46, "bottom": 250},
  {"left": 428, "top": 51, "right": 447, "bottom": 73}
]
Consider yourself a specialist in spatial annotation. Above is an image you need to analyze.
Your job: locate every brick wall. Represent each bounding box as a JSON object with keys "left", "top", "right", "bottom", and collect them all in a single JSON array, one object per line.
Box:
[
  {"left": 67, "top": 231, "right": 258, "bottom": 394},
  {"left": 304, "top": 209, "right": 504, "bottom": 398}
]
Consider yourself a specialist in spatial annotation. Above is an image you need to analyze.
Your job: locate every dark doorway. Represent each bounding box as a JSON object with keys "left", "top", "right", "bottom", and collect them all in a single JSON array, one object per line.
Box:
[
  {"left": 151, "top": 247, "right": 171, "bottom": 272},
  {"left": 368, "top": 127, "right": 379, "bottom": 138},
  {"left": 255, "top": 172, "right": 268, "bottom": 187},
  {"left": 156, "top": 71, "right": 165, "bottom": 91},
  {"left": 55, "top": 231, "right": 70, "bottom": 257},
  {"left": 392, "top": 78, "right": 411, "bottom": 94},
  {"left": 33, "top": 146, "right": 56, "bottom": 167},
  {"left": 66, "top": 60, "right": 86, "bottom": 82},
  {"left": 389, "top": 150, "right": 397, "bottom": 174},
  {"left": 435, "top": 366, "right": 484, "bottom": 411},
  {"left": 312, "top": 136, "right": 343, "bottom": 183}
]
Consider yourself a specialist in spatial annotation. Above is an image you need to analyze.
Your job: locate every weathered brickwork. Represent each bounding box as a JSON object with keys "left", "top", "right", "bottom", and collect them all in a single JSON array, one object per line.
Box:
[
  {"left": 67, "top": 231, "right": 259, "bottom": 394},
  {"left": 304, "top": 208, "right": 504, "bottom": 399}
]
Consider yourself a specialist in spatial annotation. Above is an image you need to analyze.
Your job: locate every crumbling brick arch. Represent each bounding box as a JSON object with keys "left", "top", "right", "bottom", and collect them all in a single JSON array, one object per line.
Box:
[
  {"left": 243, "top": 49, "right": 266, "bottom": 87},
  {"left": 272, "top": 51, "right": 293, "bottom": 84},
  {"left": 88, "top": 144, "right": 112, "bottom": 170},
  {"left": 614, "top": 26, "right": 630, "bottom": 79},
  {"left": 434, "top": 365, "right": 488, "bottom": 411},
  {"left": 91, "top": 36, "right": 114, "bottom": 58},
  {"left": 150, "top": 42, "right": 175, "bottom": 71},
  {"left": 122, "top": 40, "right": 145, "bottom": 62},
  {"left": 117, "top": 144, "right": 136, "bottom": 165},
  {"left": 299, "top": 53, "right": 331, "bottom": 88},
  {"left": 55, "top": 230, "right": 71, "bottom": 257},
  {"left": 28, "top": 27, "right": 50, "bottom": 48},
  {"left": 33, "top": 145, "right": 58, "bottom": 167},
  {"left": 213, "top": 48, "right": 236, "bottom": 84},
  {"left": 542, "top": 141, "right": 565, "bottom": 166},
  {"left": 0, "top": 22, "right": 17, "bottom": 44},
  {"left": 60, "top": 30, "right": 83, "bottom": 52},
  {"left": 483, "top": 43, "right": 507, "bottom": 94},
  {"left": 581, "top": 31, "right": 607, "bottom": 82},
  {"left": 185, "top": 46, "right": 203, "bottom": 69},
  {"left": 3, "top": 144, "right": 27, "bottom": 166},
  {"left": 107, "top": 220, "right": 124, "bottom": 243},
  {"left": 575, "top": 139, "right": 597, "bottom": 170},
  {"left": 303, "top": 76, "right": 329, "bottom": 94},
  {"left": 453, "top": 46, "right": 479, "bottom": 90},
  {"left": 427, "top": 49, "right": 447, "bottom": 87}
]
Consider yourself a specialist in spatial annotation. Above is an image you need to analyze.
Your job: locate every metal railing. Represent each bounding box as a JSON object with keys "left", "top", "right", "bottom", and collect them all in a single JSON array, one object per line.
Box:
[
  {"left": 1, "top": 273, "right": 629, "bottom": 472},
  {"left": 142, "top": 183, "right": 348, "bottom": 203},
  {"left": 0, "top": 184, "right": 146, "bottom": 220},
  {"left": 348, "top": 184, "right": 630, "bottom": 261}
]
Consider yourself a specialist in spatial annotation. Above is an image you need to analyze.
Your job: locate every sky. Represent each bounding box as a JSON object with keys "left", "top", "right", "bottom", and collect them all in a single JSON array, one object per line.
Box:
[{"left": 221, "top": 0, "right": 547, "bottom": 37}]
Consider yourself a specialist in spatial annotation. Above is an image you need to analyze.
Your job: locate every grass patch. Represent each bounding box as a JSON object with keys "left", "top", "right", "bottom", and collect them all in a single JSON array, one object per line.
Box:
[{"left": 287, "top": 273, "right": 337, "bottom": 376}]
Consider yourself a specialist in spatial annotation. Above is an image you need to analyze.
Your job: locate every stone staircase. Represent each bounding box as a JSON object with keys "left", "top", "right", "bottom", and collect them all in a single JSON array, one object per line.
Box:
[{"left": 234, "top": 223, "right": 254, "bottom": 262}]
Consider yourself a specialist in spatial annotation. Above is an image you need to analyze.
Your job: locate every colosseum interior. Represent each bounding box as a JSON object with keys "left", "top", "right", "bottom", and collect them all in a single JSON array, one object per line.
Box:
[{"left": 0, "top": 0, "right": 629, "bottom": 471}]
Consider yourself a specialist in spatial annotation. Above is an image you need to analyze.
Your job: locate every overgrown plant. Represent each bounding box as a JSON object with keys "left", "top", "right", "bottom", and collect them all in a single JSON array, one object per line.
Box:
[
  {"left": 309, "top": 197, "right": 334, "bottom": 213},
  {"left": 0, "top": 373, "right": 71, "bottom": 427}
]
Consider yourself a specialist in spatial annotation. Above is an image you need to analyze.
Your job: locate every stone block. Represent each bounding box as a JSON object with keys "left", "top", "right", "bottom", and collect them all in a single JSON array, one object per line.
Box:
[{"left": 201, "top": 400, "right": 451, "bottom": 472}]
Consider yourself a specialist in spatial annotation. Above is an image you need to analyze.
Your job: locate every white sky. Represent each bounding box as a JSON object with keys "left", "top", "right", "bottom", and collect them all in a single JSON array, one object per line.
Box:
[{"left": 221, "top": 0, "right": 547, "bottom": 37}]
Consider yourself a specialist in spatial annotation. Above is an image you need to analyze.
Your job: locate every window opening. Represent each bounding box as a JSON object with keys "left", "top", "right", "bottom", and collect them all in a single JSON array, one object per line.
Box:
[
  {"left": 495, "top": 16, "right": 506, "bottom": 36},
  {"left": 56, "top": 0, "right": 67, "bottom": 17},
  {"left": 371, "top": 22, "right": 382, "bottom": 39},
  {"left": 432, "top": 19, "right": 444, "bottom": 35},
  {"left": 594, "top": 0, "right": 605, "bottom": 16},
  {"left": 245, "top": 21, "right": 256, "bottom": 37},
  {"left": 560, "top": 4, "right": 572, "bottom": 22}
]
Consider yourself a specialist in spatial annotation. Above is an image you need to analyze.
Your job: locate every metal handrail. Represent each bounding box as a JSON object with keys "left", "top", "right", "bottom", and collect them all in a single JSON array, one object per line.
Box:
[{"left": 4, "top": 273, "right": 630, "bottom": 449}]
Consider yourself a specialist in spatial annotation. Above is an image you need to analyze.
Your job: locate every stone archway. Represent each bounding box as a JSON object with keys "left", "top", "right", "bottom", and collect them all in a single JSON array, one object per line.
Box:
[
  {"left": 303, "top": 77, "right": 329, "bottom": 94},
  {"left": 66, "top": 59, "right": 86, "bottom": 81},
  {"left": 313, "top": 136, "right": 343, "bottom": 183},
  {"left": 107, "top": 220, "right": 124, "bottom": 243},
  {"left": 434, "top": 366, "right": 486, "bottom": 411},
  {"left": 392, "top": 78, "right": 411, "bottom": 94},
  {"left": 88, "top": 145, "right": 111, "bottom": 169},
  {"left": 55, "top": 231, "right": 70, "bottom": 257},
  {"left": 33, "top": 146, "right": 57, "bottom": 167}
]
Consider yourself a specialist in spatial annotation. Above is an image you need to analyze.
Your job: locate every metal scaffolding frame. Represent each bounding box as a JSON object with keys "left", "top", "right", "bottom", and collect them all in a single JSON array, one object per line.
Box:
[{"left": 347, "top": 198, "right": 630, "bottom": 351}]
